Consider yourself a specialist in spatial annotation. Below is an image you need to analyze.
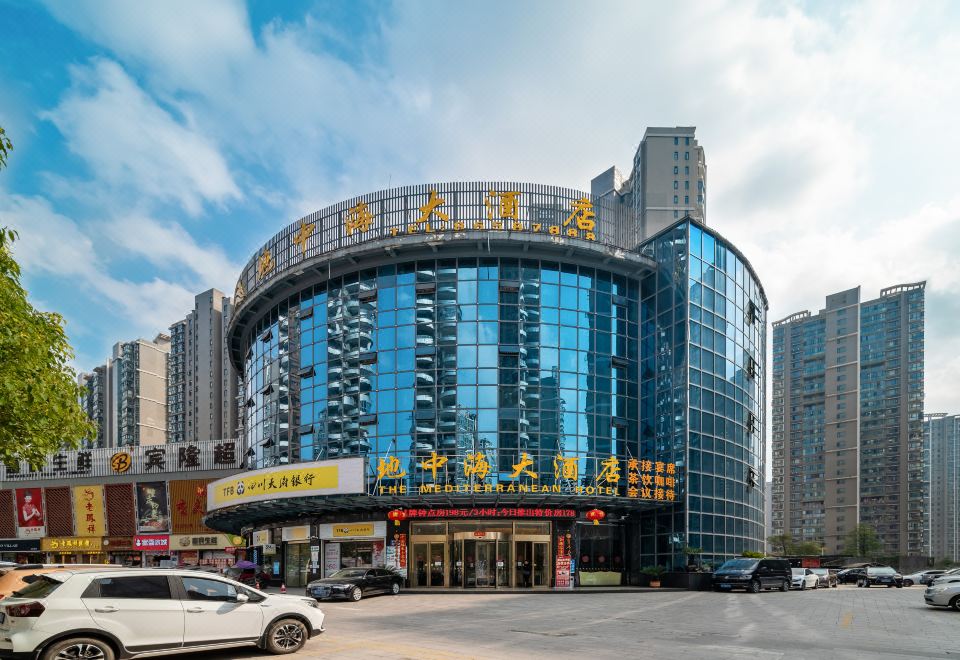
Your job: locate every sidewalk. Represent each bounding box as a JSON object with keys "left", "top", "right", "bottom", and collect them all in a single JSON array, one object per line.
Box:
[{"left": 259, "top": 584, "right": 683, "bottom": 595}]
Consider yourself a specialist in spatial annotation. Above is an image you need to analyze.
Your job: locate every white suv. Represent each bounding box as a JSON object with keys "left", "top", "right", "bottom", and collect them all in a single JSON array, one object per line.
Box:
[{"left": 0, "top": 568, "right": 325, "bottom": 659}]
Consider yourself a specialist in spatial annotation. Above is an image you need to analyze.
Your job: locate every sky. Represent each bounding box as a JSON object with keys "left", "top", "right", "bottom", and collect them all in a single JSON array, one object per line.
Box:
[{"left": 0, "top": 0, "right": 958, "bottom": 418}]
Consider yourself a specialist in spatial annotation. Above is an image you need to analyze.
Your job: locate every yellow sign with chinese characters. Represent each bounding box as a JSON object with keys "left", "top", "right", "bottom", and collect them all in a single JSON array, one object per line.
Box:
[
  {"left": 42, "top": 537, "right": 103, "bottom": 552},
  {"left": 332, "top": 523, "right": 375, "bottom": 538},
  {"left": 207, "top": 458, "right": 365, "bottom": 511},
  {"left": 72, "top": 485, "right": 106, "bottom": 537}
]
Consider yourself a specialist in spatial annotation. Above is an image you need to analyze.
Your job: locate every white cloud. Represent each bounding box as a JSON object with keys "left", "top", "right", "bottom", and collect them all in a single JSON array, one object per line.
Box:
[
  {"left": 0, "top": 193, "right": 195, "bottom": 335},
  {"left": 29, "top": 0, "right": 960, "bottom": 416},
  {"left": 42, "top": 58, "right": 241, "bottom": 215}
]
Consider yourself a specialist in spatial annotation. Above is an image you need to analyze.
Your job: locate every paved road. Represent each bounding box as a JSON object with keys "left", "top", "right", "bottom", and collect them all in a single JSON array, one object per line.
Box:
[{"left": 187, "top": 585, "right": 960, "bottom": 659}]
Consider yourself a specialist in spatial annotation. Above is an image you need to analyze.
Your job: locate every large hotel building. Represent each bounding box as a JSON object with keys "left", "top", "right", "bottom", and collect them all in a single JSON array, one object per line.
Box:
[
  {"left": 202, "top": 128, "right": 769, "bottom": 589},
  {"left": 771, "top": 284, "right": 926, "bottom": 557}
]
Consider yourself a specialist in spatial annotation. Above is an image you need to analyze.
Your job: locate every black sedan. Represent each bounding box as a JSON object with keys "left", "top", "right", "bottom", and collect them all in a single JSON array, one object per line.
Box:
[
  {"left": 306, "top": 568, "right": 403, "bottom": 601},
  {"left": 838, "top": 568, "right": 865, "bottom": 584},
  {"left": 857, "top": 566, "right": 903, "bottom": 588}
]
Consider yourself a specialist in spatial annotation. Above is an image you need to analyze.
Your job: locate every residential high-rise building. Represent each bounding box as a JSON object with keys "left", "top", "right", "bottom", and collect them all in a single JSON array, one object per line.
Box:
[
  {"left": 78, "top": 365, "right": 112, "bottom": 448},
  {"left": 771, "top": 282, "right": 926, "bottom": 557},
  {"left": 926, "top": 413, "right": 960, "bottom": 562},
  {"left": 112, "top": 334, "right": 171, "bottom": 447},
  {"left": 167, "top": 289, "right": 239, "bottom": 444}
]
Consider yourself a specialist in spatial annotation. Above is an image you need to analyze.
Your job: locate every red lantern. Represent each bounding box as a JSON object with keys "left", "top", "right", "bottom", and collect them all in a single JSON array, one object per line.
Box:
[
  {"left": 586, "top": 509, "right": 606, "bottom": 526},
  {"left": 387, "top": 509, "right": 407, "bottom": 527}
]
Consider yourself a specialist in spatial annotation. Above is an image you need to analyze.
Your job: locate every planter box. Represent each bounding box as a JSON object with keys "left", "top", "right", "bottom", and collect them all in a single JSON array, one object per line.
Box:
[{"left": 578, "top": 571, "right": 622, "bottom": 586}]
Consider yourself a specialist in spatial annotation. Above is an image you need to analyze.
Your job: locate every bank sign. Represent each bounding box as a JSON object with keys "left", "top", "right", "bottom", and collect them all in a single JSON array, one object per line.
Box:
[{"left": 206, "top": 458, "right": 365, "bottom": 511}]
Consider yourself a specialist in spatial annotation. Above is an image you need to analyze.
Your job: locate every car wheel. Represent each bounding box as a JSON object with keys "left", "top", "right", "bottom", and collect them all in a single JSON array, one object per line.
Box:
[
  {"left": 950, "top": 595, "right": 960, "bottom": 612},
  {"left": 904, "top": 580, "right": 913, "bottom": 587},
  {"left": 351, "top": 586, "right": 363, "bottom": 601},
  {"left": 43, "top": 637, "right": 116, "bottom": 660},
  {"left": 749, "top": 580, "right": 761, "bottom": 594},
  {"left": 780, "top": 580, "right": 789, "bottom": 592},
  {"left": 801, "top": 580, "right": 807, "bottom": 590},
  {"left": 264, "top": 618, "right": 307, "bottom": 655},
  {"left": 391, "top": 581, "right": 400, "bottom": 595},
  {"left": 896, "top": 583, "right": 902, "bottom": 589}
]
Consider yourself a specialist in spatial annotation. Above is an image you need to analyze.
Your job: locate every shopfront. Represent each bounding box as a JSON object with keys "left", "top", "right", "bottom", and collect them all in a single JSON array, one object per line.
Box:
[
  {"left": 318, "top": 522, "right": 387, "bottom": 578},
  {"left": 0, "top": 538, "right": 43, "bottom": 564},
  {"left": 282, "top": 525, "right": 312, "bottom": 588},
  {"left": 103, "top": 536, "right": 140, "bottom": 566},
  {"left": 170, "top": 533, "right": 244, "bottom": 569},
  {"left": 409, "top": 519, "right": 552, "bottom": 589},
  {"left": 41, "top": 536, "right": 107, "bottom": 564}
]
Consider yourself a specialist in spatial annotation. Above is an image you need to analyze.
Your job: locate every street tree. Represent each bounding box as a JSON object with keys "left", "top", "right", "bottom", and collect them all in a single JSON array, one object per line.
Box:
[
  {"left": 767, "top": 534, "right": 793, "bottom": 556},
  {"left": 0, "top": 127, "right": 94, "bottom": 467},
  {"left": 792, "top": 541, "right": 824, "bottom": 556},
  {"left": 842, "top": 524, "right": 883, "bottom": 558}
]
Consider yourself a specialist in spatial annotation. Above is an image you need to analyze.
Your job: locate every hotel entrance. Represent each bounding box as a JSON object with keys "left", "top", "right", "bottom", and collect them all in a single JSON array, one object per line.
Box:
[{"left": 409, "top": 521, "right": 551, "bottom": 588}]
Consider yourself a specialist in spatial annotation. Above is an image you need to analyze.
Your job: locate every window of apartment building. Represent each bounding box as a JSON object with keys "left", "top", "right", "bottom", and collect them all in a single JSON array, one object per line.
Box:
[
  {"left": 673, "top": 166, "right": 679, "bottom": 175},
  {"left": 674, "top": 137, "right": 679, "bottom": 145},
  {"left": 684, "top": 196, "right": 689, "bottom": 204},
  {"left": 673, "top": 195, "right": 679, "bottom": 204},
  {"left": 685, "top": 137, "right": 690, "bottom": 145},
  {"left": 685, "top": 166, "right": 689, "bottom": 175},
  {"left": 685, "top": 151, "right": 690, "bottom": 160},
  {"left": 674, "top": 180, "right": 679, "bottom": 190},
  {"left": 684, "top": 180, "right": 690, "bottom": 190},
  {"left": 674, "top": 210, "right": 679, "bottom": 218},
  {"left": 674, "top": 151, "right": 679, "bottom": 161}
]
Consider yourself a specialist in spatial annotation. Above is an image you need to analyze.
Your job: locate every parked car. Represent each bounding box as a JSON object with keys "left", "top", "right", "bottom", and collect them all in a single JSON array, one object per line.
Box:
[
  {"left": 838, "top": 568, "right": 866, "bottom": 584},
  {"left": 791, "top": 568, "right": 820, "bottom": 590},
  {"left": 712, "top": 558, "right": 791, "bottom": 593},
  {"left": 809, "top": 568, "right": 839, "bottom": 588},
  {"left": 224, "top": 565, "right": 273, "bottom": 586},
  {"left": 0, "top": 564, "right": 117, "bottom": 600},
  {"left": 902, "top": 570, "right": 946, "bottom": 587},
  {"left": 924, "top": 581, "right": 960, "bottom": 611},
  {"left": 857, "top": 566, "right": 903, "bottom": 588},
  {"left": 306, "top": 568, "right": 403, "bottom": 601},
  {"left": 929, "top": 571, "right": 960, "bottom": 587},
  {"left": 0, "top": 568, "right": 324, "bottom": 659}
]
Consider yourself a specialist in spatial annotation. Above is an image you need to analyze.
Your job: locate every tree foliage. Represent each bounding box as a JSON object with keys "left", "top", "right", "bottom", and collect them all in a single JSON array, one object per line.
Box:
[
  {"left": 842, "top": 524, "right": 883, "bottom": 558},
  {"left": 0, "top": 127, "right": 94, "bottom": 467},
  {"left": 767, "top": 534, "right": 793, "bottom": 556},
  {"left": 0, "top": 127, "right": 11, "bottom": 170}
]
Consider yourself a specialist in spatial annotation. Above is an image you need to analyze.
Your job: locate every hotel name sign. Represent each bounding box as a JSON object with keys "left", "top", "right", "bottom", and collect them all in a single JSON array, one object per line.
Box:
[
  {"left": 236, "top": 183, "right": 631, "bottom": 305},
  {"left": 372, "top": 452, "right": 678, "bottom": 502}
]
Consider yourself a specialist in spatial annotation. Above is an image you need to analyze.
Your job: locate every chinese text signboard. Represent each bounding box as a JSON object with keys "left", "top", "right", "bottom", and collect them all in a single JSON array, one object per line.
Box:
[
  {"left": 207, "top": 458, "right": 364, "bottom": 511},
  {"left": 72, "top": 485, "right": 105, "bottom": 537},
  {"left": 371, "top": 453, "right": 679, "bottom": 502},
  {"left": 404, "top": 508, "right": 577, "bottom": 519},
  {"left": 0, "top": 440, "right": 241, "bottom": 483}
]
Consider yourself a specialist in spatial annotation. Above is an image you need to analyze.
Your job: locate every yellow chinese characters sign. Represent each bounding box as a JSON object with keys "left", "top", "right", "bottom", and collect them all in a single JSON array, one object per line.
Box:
[
  {"left": 207, "top": 457, "right": 365, "bottom": 511},
  {"left": 332, "top": 523, "right": 375, "bottom": 538},
  {"left": 42, "top": 537, "right": 103, "bottom": 552},
  {"left": 73, "top": 485, "right": 105, "bottom": 537}
]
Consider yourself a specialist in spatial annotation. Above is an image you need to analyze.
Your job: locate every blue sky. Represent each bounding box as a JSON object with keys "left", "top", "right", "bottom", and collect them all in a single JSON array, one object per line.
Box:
[{"left": 0, "top": 0, "right": 958, "bottom": 414}]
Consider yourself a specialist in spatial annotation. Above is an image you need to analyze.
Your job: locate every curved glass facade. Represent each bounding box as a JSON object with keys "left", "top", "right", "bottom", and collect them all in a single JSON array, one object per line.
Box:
[
  {"left": 234, "top": 219, "right": 766, "bottom": 567},
  {"left": 244, "top": 257, "right": 640, "bottom": 489}
]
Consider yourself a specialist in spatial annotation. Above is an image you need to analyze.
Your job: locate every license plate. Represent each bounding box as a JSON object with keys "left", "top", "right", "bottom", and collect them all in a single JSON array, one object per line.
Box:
[{"left": 720, "top": 583, "right": 731, "bottom": 588}]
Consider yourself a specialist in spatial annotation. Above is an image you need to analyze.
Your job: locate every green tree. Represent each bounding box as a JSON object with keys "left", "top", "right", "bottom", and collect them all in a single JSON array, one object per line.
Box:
[
  {"left": 0, "top": 127, "right": 94, "bottom": 467},
  {"left": 767, "top": 534, "right": 793, "bottom": 556},
  {"left": 792, "top": 541, "right": 824, "bottom": 556},
  {"left": 843, "top": 524, "right": 883, "bottom": 558}
]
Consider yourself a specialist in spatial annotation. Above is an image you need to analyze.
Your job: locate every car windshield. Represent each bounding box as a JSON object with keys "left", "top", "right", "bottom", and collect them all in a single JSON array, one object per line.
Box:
[
  {"left": 868, "top": 567, "right": 896, "bottom": 575},
  {"left": 791, "top": 568, "right": 806, "bottom": 576},
  {"left": 717, "top": 559, "right": 758, "bottom": 571},
  {"left": 330, "top": 569, "right": 367, "bottom": 578},
  {"left": 11, "top": 575, "right": 63, "bottom": 599}
]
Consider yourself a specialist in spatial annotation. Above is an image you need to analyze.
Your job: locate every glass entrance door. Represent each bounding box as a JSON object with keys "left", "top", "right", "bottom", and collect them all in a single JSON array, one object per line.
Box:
[
  {"left": 413, "top": 541, "right": 446, "bottom": 587},
  {"left": 515, "top": 540, "right": 550, "bottom": 588},
  {"left": 463, "top": 540, "right": 496, "bottom": 588}
]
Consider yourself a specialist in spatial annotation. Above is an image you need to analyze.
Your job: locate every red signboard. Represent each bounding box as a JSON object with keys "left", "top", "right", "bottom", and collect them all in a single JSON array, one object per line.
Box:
[
  {"left": 134, "top": 534, "right": 169, "bottom": 551},
  {"left": 800, "top": 557, "right": 821, "bottom": 568},
  {"left": 555, "top": 557, "right": 572, "bottom": 588},
  {"left": 404, "top": 507, "right": 577, "bottom": 519}
]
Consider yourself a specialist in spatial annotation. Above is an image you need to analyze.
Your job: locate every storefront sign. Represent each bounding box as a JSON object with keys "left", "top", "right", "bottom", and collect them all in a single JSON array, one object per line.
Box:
[
  {"left": 263, "top": 543, "right": 277, "bottom": 555},
  {"left": 102, "top": 537, "right": 134, "bottom": 551},
  {"left": 371, "top": 454, "right": 678, "bottom": 502},
  {"left": 15, "top": 488, "right": 45, "bottom": 538},
  {"left": 42, "top": 537, "right": 103, "bottom": 552},
  {"left": 169, "top": 479, "right": 210, "bottom": 533},
  {"left": 171, "top": 534, "right": 237, "bottom": 549},
  {"left": 317, "top": 522, "right": 386, "bottom": 540},
  {"left": 405, "top": 507, "right": 577, "bottom": 519},
  {"left": 134, "top": 535, "right": 169, "bottom": 551},
  {"left": 282, "top": 525, "right": 311, "bottom": 542},
  {"left": 252, "top": 530, "right": 271, "bottom": 546},
  {"left": 72, "top": 485, "right": 105, "bottom": 537},
  {"left": 0, "top": 538, "right": 41, "bottom": 552},
  {"left": 206, "top": 458, "right": 364, "bottom": 511},
  {"left": 136, "top": 482, "right": 171, "bottom": 533},
  {"left": 0, "top": 439, "right": 242, "bottom": 481},
  {"left": 323, "top": 543, "right": 341, "bottom": 577}
]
